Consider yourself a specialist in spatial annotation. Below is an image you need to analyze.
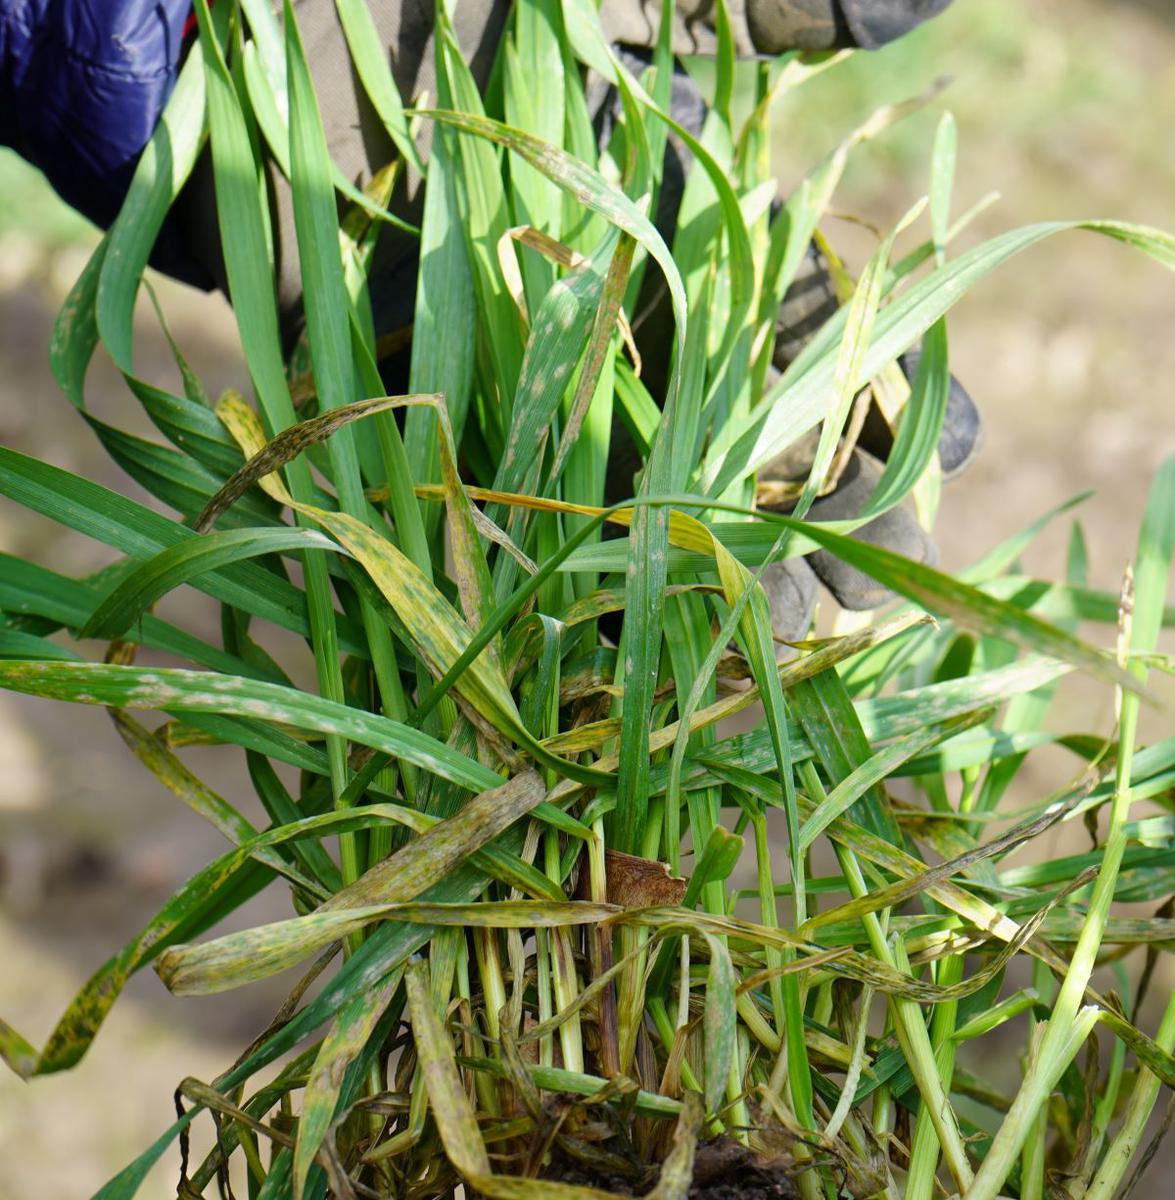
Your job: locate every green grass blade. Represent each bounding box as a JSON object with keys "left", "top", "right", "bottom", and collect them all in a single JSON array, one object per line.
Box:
[
  {"left": 333, "top": 0, "right": 423, "bottom": 175},
  {"left": 798, "top": 708, "right": 990, "bottom": 854},
  {"left": 749, "top": 507, "right": 1148, "bottom": 698},
  {"left": 706, "top": 220, "right": 1175, "bottom": 494},
  {"left": 293, "top": 968, "right": 404, "bottom": 1200},
  {"left": 790, "top": 668, "right": 902, "bottom": 845},
  {"left": 81, "top": 527, "right": 339, "bottom": 640},
  {"left": 698, "top": 930, "right": 737, "bottom": 1118},
  {"left": 405, "top": 960, "right": 492, "bottom": 1180},
  {"left": 0, "top": 553, "right": 274, "bottom": 678},
  {"left": 0, "top": 660, "right": 503, "bottom": 791},
  {"left": 193, "top": 0, "right": 352, "bottom": 803},
  {"left": 96, "top": 50, "right": 208, "bottom": 372},
  {"left": 860, "top": 318, "right": 950, "bottom": 518},
  {"left": 929, "top": 111, "right": 957, "bottom": 262},
  {"left": 405, "top": 118, "right": 477, "bottom": 545},
  {"left": 968, "top": 457, "right": 1175, "bottom": 1200},
  {"left": 0, "top": 447, "right": 367, "bottom": 653}
]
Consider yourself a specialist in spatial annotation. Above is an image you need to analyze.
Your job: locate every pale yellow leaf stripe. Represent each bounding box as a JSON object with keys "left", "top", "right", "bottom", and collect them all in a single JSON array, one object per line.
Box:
[{"left": 213, "top": 392, "right": 521, "bottom": 736}]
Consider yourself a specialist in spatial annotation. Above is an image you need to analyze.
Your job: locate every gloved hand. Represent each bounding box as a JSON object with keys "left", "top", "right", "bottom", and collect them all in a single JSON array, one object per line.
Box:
[
  {"left": 608, "top": 102, "right": 981, "bottom": 646},
  {"left": 758, "top": 241, "right": 982, "bottom": 633},
  {"left": 737, "top": 245, "right": 984, "bottom": 640},
  {"left": 600, "top": 0, "right": 953, "bottom": 57},
  {"left": 757, "top": 440, "right": 938, "bottom": 623},
  {"left": 772, "top": 243, "right": 982, "bottom": 481},
  {"left": 1, "top": 0, "right": 968, "bottom": 651},
  {"left": 0, "top": 0, "right": 959, "bottom": 338}
]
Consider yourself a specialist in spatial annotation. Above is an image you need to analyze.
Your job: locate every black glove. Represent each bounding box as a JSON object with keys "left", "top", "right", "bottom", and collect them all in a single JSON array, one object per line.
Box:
[
  {"left": 606, "top": 84, "right": 981, "bottom": 639},
  {"left": 752, "top": 243, "right": 983, "bottom": 624},
  {"left": 773, "top": 243, "right": 982, "bottom": 482},
  {"left": 758, "top": 439, "right": 938, "bottom": 615},
  {"left": 600, "top": 0, "right": 953, "bottom": 57}
]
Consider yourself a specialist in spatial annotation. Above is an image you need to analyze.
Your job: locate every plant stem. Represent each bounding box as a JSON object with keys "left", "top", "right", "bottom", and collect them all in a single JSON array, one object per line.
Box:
[
  {"left": 834, "top": 842, "right": 974, "bottom": 1193},
  {"left": 902, "top": 950, "right": 963, "bottom": 1200},
  {"left": 968, "top": 657, "right": 1145, "bottom": 1199},
  {"left": 1084, "top": 989, "right": 1175, "bottom": 1200},
  {"left": 1020, "top": 958, "right": 1057, "bottom": 1200}
]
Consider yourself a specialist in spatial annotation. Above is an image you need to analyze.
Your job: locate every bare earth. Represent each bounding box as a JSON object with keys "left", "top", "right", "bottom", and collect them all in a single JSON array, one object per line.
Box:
[{"left": 1, "top": 1, "right": 1172, "bottom": 1195}]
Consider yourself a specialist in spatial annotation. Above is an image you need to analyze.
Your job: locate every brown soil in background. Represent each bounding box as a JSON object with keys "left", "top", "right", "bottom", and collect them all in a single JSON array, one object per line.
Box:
[{"left": 1, "top": 1, "right": 1173, "bottom": 1196}]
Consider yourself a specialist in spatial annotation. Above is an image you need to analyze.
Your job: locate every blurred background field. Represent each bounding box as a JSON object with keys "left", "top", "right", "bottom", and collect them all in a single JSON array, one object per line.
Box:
[{"left": 0, "top": 0, "right": 1172, "bottom": 1195}]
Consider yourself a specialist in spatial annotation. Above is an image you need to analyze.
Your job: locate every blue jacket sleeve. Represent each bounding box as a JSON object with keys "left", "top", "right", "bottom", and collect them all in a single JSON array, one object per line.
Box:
[{"left": 0, "top": 0, "right": 210, "bottom": 285}]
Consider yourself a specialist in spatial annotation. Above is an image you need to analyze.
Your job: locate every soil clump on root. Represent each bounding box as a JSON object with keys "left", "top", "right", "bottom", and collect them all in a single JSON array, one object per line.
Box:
[{"left": 550, "top": 1138, "right": 800, "bottom": 1200}]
